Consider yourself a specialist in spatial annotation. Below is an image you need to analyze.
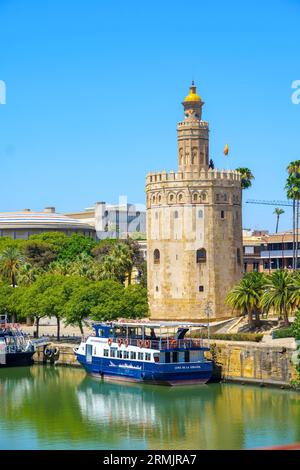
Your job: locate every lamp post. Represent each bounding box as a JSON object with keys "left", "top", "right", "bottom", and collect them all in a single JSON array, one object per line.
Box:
[{"left": 204, "top": 301, "right": 213, "bottom": 347}]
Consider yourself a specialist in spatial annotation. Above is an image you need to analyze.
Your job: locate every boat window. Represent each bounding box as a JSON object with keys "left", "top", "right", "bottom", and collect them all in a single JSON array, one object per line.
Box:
[
  {"left": 110, "top": 348, "right": 117, "bottom": 358},
  {"left": 103, "top": 349, "right": 109, "bottom": 357},
  {"left": 172, "top": 352, "right": 178, "bottom": 363},
  {"left": 184, "top": 350, "right": 190, "bottom": 363},
  {"left": 153, "top": 353, "right": 160, "bottom": 363},
  {"left": 123, "top": 351, "right": 129, "bottom": 359},
  {"left": 165, "top": 352, "right": 170, "bottom": 363},
  {"left": 138, "top": 352, "right": 144, "bottom": 361},
  {"left": 117, "top": 350, "right": 123, "bottom": 359},
  {"left": 145, "top": 353, "right": 151, "bottom": 361},
  {"left": 130, "top": 351, "right": 136, "bottom": 360}
]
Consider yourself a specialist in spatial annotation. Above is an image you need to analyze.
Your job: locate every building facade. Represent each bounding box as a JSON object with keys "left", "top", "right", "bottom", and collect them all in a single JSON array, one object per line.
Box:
[
  {"left": 0, "top": 207, "right": 95, "bottom": 240},
  {"left": 243, "top": 229, "right": 300, "bottom": 272},
  {"left": 65, "top": 197, "right": 146, "bottom": 240},
  {"left": 146, "top": 83, "right": 243, "bottom": 321}
]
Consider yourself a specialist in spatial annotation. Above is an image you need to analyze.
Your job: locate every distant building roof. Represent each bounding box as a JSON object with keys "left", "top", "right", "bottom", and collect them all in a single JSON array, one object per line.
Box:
[{"left": 0, "top": 208, "right": 95, "bottom": 231}]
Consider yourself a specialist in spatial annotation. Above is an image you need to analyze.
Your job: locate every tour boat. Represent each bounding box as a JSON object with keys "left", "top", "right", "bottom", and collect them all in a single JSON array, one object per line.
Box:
[
  {"left": 74, "top": 321, "right": 213, "bottom": 386},
  {"left": 0, "top": 316, "right": 35, "bottom": 367}
]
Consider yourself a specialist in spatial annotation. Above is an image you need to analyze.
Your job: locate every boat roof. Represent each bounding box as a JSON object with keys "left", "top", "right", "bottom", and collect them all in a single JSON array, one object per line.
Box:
[{"left": 93, "top": 320, "right": 209, "bottom": 329}]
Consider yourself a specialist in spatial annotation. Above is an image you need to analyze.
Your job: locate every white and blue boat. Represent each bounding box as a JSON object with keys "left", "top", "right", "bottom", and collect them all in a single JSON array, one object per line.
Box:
[{"left": 74, "top": 321, "right": 213, "bottom": 386}]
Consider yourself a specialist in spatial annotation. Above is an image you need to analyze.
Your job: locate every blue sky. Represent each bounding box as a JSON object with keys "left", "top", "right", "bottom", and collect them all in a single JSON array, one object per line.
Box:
[{"left": 0, "top": 0, "right": 299, "bottom": 232}]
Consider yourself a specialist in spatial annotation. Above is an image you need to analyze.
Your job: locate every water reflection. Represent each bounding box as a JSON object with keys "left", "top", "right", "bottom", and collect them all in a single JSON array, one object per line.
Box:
[{"left": 0, "top": 366, "right": 300, "bottom": 449}]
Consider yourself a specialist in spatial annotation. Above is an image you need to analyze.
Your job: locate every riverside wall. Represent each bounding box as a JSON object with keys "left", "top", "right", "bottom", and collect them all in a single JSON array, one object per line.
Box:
[
  {"left": 205, "top": 340, "right": 298, "bottom": 387},
  {"left": 34, "top": 340, "right": 299, "bottom": 388},
  {"left": 33, "top": 343, "right": 81, "bottom": 368}
]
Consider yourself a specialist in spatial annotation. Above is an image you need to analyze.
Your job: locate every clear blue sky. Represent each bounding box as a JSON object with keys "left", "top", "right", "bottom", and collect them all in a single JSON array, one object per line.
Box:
[{"left": 0, "top": 0, "right": 299, "bottom": 232}]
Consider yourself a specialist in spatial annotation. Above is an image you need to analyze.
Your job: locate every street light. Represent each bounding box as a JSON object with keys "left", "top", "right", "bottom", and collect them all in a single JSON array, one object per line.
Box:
[{"left": 204, "top": 301, "right": 213, "bottom": 346}]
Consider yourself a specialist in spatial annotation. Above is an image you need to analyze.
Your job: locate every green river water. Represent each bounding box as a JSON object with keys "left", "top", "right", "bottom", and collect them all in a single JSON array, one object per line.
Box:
[{"left": 0, "top": 366, "right": 300, "bottom": 450}]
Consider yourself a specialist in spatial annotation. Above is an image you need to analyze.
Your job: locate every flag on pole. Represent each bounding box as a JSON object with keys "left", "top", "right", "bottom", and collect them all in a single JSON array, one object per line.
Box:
[{"left": 223, "top": 143, "right": 229, "bottom": 156}]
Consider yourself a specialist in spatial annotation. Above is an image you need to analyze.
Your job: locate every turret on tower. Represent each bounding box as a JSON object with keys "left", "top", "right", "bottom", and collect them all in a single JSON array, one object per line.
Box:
[{"left": 177, "top": 82, "right": 209, "bottom": 173}]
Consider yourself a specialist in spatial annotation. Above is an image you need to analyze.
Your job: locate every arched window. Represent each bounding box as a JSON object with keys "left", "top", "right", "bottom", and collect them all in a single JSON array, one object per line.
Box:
[
  {"left": 201, "top": 192, "right": 207, "bottom": 202},
  {"left": 174, "top": 211, "right": 179, "bottom": 219},
  {"left": 178, "top": 194, "right": 183, "bottom": 202},
  {"left": 198, "top": 209, "right": 203, "bottom": 218},
  {"left": 196, "top": 248, "right": 206, "bottom": 263},
  {"left": 152, "top": 195, "right": 156, "bottom": 203},
  {"left": 193, "top": 193, "right": 198, "bottom": 202},
  {"left": 169, "top": 194, "right": 174, "bottom": 203},
  {"left": 154, "top": 249, "right": 160, "bottom": 264}
]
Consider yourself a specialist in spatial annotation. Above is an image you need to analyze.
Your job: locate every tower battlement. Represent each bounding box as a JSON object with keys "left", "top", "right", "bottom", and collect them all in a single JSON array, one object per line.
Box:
[{"left": 146, "top": 168, "right": 241, "bottom": 185}]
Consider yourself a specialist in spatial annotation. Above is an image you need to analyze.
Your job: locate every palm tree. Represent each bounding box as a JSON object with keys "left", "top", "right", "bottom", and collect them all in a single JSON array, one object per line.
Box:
[
  {"left": 273, "top": 208, "right": 285, "bottom": 233},
  {"left": 98, "top": 243, "right": 133, "bottom": 284},
  {"left": 70, "top": 252, "right": 96, "bottom": 279},
  {"left": 0, "top": 246, "right": 25, "bottom": 287},
  {"left": 226, "top": 273, "right": 265, "bottom": 327},
  {"left": 18, "top": 262, "right": 39, "bottom": 286},
  {"left": 260, "top": 270, "right": 295, "bottom": 326},
  {"left": 286, "top": 160, "right": 300, "bottom": 270},
  {"left": 236, "top": 167, "right": 255, "bottom": 190},
  {"left": 48, "top": 259, "right": 72, "bottom": 276}
]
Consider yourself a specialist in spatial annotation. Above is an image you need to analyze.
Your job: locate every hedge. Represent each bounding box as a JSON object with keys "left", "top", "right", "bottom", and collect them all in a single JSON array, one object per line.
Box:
[
  {"left": 272, "top": 327, "right": 294, "bottom": 339},
  {"left": 208, "top": 333, "right": 263, "bottom": 342}
]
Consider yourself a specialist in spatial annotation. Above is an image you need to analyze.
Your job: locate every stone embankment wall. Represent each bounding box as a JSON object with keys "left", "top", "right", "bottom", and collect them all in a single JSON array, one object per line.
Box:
[
  {"left": 33, "top": 343, "right": 80, "bottom": 367},
  {"left": 205, "top": 340, "right": 298, "bottom": 387},
  {"left": 34, "top": 340, "right": 298, "bottom": 388}
]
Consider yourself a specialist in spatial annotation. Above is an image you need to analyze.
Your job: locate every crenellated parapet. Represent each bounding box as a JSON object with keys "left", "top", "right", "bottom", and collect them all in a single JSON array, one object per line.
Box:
[
  {"left": 146, "top": 168, "right": 242, "bottom": 208},
  {"left": 146, "top": 168, "right": 241, "bottom": 185}
]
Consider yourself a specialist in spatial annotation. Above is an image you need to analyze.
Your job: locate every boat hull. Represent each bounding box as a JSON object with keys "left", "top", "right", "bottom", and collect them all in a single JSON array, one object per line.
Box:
[
  {"left": 75, "top": 353, "right": 213, "bottom": 386},
  {"left": 0, "top": 351, "right": 35, "bottom": 368}
]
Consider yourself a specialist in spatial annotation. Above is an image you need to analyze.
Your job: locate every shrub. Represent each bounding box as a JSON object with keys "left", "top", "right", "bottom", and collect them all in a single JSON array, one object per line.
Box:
[
  {"left": 272, "top": 326, "right": 294, "bottom": 339},
  {"left": 292, "top": 311, "right": 300, "bottom": 340},
  {"left": 208, "top": 333, "right": 263, "bottom": 342}
]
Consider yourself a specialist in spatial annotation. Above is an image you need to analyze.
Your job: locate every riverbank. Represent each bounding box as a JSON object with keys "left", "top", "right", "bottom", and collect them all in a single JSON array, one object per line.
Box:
[
  {"left": 33, "top": 338, "right": 299, "bottom": 389},
  {"left": 204, "top": 338, "right": 298, "bottom": 388}
]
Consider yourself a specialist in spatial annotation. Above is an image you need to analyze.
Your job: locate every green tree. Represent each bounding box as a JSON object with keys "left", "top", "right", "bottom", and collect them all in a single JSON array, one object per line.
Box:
[
  {"left": 98, "top": 243, "right": 133, "bottom": 283},
  {"left": 23, "top": 240, "right": 57, "bottom": 268},
  {"left": 286, "top": 161, "right": 300, "bottom": 270},
  {"left": 260, "top": 270, "right": 295, "bottom": 326},
  {"left": 273, "top": 208, "right": 285, "bottom": 234},
  {"left": 18, "top": 262, "right": 40, "bottom": 286},
  {"left": 92, "top": 239, "right": 118, "bottom": 261},
  {"left": 292, "top": 310, "right": 300, "bottom": 340},
  {"left": 121, "top": 284, "right": 149, "bottom": 318},
  {"left": 89, "top": 280, "right": 125, "bottom": 321},
  {"left": 48, "top": 259, "right": 73, "bottom": 276},
  {"left": 0, "top": 246, "right": 25, "bottom": 287},
  {"left": 57, "top": 233, "right": 96, "bottom": 262},
  {"left": 69, "top": 252, "right": 97, "bottom": 280},
  {"left": 236, "top": 167, "right": 255, "bottom": 190},
  {"left": 226, "top": 273, "right": 265, "bottom": 327},
  {"left": 63, "top": 278, "right": 96, "bottom": 334},
  {"left": 0, "top": 283, "right": 16, "bottom": 319}
]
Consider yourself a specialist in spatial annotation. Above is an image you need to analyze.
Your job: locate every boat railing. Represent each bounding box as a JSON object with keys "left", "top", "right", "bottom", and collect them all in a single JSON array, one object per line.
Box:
[{"left": 117, "top": 337, "right": 204, "bottom": 350}]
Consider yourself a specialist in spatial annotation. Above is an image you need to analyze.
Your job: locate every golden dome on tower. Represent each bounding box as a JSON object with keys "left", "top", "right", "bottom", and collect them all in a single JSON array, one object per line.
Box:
[{"left": 183, "top": 82, "right": 202, "bottom": 103}]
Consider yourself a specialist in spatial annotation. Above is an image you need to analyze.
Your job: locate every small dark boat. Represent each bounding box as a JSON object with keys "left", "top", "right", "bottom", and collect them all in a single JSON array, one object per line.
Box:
[{"left": 0, "top": 315, "right": 35, "bottom": 367}]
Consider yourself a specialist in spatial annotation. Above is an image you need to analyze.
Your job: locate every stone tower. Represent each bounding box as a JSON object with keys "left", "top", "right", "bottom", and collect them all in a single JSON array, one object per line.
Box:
[{"left": 146, "top": 83, "right": 243, "bottom": 321}]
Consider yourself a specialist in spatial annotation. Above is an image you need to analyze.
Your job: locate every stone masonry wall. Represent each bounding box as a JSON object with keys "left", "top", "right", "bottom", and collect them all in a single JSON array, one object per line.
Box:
[{"left": 205, "top": 340, "right": 298, "bottom": 387}]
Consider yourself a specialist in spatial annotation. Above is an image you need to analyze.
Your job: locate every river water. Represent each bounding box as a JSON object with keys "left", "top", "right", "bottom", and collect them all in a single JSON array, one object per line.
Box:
[{"left": 0, "top": 366, "right": 299, "bottom": 450}]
